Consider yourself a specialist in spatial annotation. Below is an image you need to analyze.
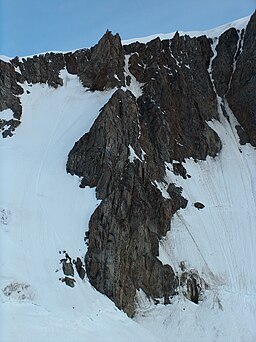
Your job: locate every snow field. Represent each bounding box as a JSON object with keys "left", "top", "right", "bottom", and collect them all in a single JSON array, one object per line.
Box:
[
  {"left": 135, "top": 110, "right": 256, "bottom": 342},
  {"left": 0, "top": 71, "right": 157, "bottom": 342}
]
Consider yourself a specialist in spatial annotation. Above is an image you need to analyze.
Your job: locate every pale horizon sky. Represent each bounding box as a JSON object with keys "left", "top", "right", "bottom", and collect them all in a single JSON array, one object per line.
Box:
[{"left": 1, "top": 0, "right": 255, "bottom": 57}]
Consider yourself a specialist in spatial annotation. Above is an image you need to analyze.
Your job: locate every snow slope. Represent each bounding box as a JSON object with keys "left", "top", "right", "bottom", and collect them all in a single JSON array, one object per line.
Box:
[
  {"left": 0, "top": 71, "right": 158, "bottom": 342},
  {"left": 135, "top": 112, "right": 256, "bottom": 342},
  {"left": 122, "top": 15, "right": 250, "bottom": 44}
]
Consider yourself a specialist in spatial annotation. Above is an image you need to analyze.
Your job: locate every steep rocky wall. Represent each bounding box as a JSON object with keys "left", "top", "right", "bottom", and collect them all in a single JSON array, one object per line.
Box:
[
  {"left": 67, "top": 89, "right": 188, "bottom": 315},
  {"left": 1, "top": 13, "right": 255, "bottom": 316},
  {"left": 211, "top": 12, "right": 256, "bottom": 146},
  {"left": 226, "top": 12, "right": 256, "bottom": 146},
  {"left": 67, "top": 14, "right": 256, "bottom": 315},
  {"left": 0, "top": 60, "right": 23, "bottom": 137},
  {"left": 67, "top": 31, "right": 222, "bottom": 316}
]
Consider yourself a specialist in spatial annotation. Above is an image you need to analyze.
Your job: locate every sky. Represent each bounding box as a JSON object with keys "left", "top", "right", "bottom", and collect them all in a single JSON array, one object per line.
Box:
[{"left": 0, "top": 0, "right": 255, "bottom": 57}]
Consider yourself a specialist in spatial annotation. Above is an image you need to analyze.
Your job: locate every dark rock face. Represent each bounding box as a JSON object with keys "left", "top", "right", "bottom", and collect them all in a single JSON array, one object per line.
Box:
[
  {"left": 125, "top": 33, "right": 221, "bottom": 162},
  {"left": 0, "top": 60, "right": 23, "bottom": 137},
  {"left": 67, "top": 26, "right": 250, "bottom": 317},
  {"left": 77, "top": 30, "right": 125, "bottom": 90},
  {"left": 65, "top": 31, "right": 125, "bottom": 91},
  {"left": 225, "top": 12, "right": 256, "bottom": 146},
  {"left": 172, "top": 163, "right": 188, "bottom": 179},
  {"left": 212, "top": 28, "right": 240, "bottom": 97},
  {"left": 11, "top": 53, "right": 66, "bottom": 88},
  {"left": 66, "top": 32, "right": 224, "bottom": 313},
  {"left": 67, "top": 89, "right": 188, "bottom": 315},
  {"left": 213, "top": 13, "right": 256, "bottom": 146}
]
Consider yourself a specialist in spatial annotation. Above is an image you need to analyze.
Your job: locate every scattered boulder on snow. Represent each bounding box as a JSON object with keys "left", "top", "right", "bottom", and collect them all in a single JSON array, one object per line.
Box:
[
  {"left": 62, "top": 260, "right": 74, "bottom": 277},
  {"left": 61, "top": 277, "right": 76, "bottom": 288},
  {"left": 59, "top": 252, "right": 86, "bottom": 285},
  {"left": 60, "top": 252, "right": 74, "bottom": 277},
  {"left": 194, "top": 202, "right": 205, "bottom": 210}
]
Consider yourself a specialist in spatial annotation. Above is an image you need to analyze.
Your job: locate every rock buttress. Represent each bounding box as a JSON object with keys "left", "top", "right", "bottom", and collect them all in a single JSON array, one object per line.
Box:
[
  {"left": 0, "top": 60, "right": 23, "bottom": 137},
  {"left": 210, "top": 12, "right": 256, "bottom": 146},
  {"left": 65, "top": 30, "right": 125, "bottom": 91},
  {"left": 125, "top": 33, "right": 221, "bottom": 162},
  {"left": 226, "top": 12, "right": 256, "bottom": 146},
  {"left": 67, "top": 83, "right": 220, "bottom": 315}
]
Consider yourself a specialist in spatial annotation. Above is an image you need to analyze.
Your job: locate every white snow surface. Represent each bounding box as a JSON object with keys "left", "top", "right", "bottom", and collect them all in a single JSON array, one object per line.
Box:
[
  {"left": 123, "top": 54, "right": 144, "bottom": 98},
  {"left": 146, "top": 113, "right": 256, "bottom": 342},
  {"left": 0, "top": 109, "right": 14, "bottom": 121},
  {"left": 0, "top": 71, "right": 158, "bottom": 342},
  {"left": 0, "top": 55, "right": 11, "bottom": 62},
  {"left": 128, "top": 144, "right": 143, "bottom": 163},
  {"left": 122, "top": 15, "right": 250, "bottom": 45}
]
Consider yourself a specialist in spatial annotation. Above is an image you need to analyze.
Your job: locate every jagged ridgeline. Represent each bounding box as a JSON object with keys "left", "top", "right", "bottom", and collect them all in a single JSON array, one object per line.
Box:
[{"left": 1, "top": 13, "right": 255, "bottom": 317}]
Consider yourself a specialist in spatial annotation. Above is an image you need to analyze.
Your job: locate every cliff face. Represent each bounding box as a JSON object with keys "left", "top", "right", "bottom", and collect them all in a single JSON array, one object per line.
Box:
[{"left": 1, "top": 13, "right": 255, "bottom": 316}]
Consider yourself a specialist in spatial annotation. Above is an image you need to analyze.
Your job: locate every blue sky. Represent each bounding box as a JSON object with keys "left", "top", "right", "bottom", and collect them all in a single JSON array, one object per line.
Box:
[{"left": 1, "top": 0, "right": 255, "bottom": 57}]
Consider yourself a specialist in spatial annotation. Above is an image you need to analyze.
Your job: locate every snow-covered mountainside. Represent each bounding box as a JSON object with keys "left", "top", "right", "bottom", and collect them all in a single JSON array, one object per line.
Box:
[{"left": 1, "top": 13, "right": 256, "bottom": 342}]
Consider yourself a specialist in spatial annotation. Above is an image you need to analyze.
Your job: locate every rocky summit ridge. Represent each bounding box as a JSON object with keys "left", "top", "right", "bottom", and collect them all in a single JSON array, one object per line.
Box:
[{"left": 1, "top": 12, "right": 255, "bottom": 316}]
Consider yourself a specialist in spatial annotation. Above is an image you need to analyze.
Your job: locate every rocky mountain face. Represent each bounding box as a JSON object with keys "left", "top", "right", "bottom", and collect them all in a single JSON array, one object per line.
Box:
[{"left": 1, "top": 12, "right": 255, "bottom": 317}]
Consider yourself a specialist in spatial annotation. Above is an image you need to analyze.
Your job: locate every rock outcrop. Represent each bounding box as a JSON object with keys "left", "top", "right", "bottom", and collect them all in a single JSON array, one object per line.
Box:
[
  {"left": 211, "top": 12, "right": 256, "bottom": 146},
  {"left": 212, "top": 27, "right": 240, "bottom": 97},
  {"left": 65, "top": 31, "right": 125, "bottom": 90},
  {"left": 226, "top": 12, "right": 256, "bottom": 146},
  {"left": 0, "top": 60, "right": 23, "bottom": 137}
]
